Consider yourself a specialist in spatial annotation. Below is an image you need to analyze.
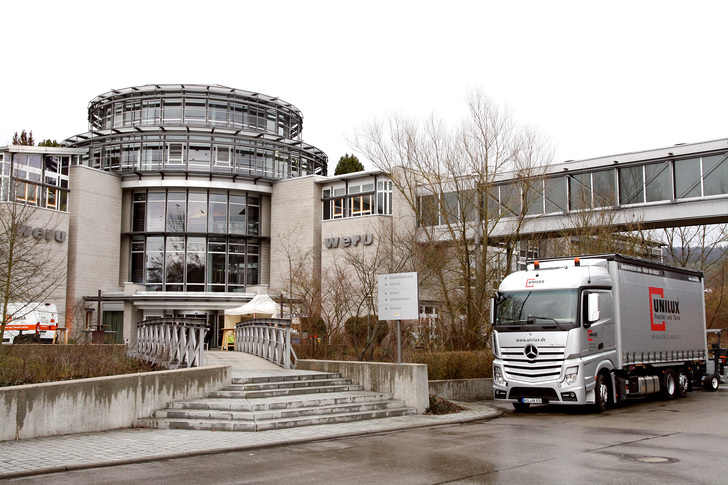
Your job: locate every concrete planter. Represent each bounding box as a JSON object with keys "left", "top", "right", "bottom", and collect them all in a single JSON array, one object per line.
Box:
[
  {"left": 0, "top": 366, "right": 230, "bottom": 441},
  {"left": 297, "top": 360, "right": 429, "bottom": 413},
  {"left": 428, "top": 378, "right": 493, "bottom": 402}
]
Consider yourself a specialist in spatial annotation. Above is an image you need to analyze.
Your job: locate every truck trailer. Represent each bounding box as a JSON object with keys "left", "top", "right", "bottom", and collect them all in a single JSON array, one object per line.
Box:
[{"left": 492, "top": 254, "right": 713, "bottom": 411}]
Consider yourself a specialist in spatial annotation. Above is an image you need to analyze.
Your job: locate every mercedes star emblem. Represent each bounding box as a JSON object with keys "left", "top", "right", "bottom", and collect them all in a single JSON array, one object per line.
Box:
[{"left": 524, "top": 344, "right": 539, "bottom": 360}]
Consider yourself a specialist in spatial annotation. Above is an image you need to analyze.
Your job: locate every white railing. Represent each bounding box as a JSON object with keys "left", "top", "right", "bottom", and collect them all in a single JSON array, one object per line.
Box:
[
  {"left": 235, "top": 318, "right": 297, "bottom": 369},
  {"left": 133, "top": 317, "right": 208, "bottom": 369}
]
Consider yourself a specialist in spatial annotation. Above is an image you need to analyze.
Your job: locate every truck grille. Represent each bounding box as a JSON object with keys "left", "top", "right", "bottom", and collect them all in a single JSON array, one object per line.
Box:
[{"left": 501, "top": 345, "right": 565, "bottom": 382}]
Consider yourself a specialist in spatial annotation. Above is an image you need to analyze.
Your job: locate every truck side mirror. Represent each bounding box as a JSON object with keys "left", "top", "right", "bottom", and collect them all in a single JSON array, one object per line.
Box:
[{"left": 586, "top": 293, "right": 600, "bottom": 324}]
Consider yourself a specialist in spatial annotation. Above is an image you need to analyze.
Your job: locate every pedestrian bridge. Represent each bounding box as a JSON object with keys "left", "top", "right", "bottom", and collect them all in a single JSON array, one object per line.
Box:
[
  {"left": 132, "top": 317, "right": 297, "bottom": 370},
  {"left": 421, "top": 138, "right": 728, "bottom": 237}
]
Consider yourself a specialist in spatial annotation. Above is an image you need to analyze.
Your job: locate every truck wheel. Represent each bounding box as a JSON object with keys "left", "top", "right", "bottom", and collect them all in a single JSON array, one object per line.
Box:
[
  {"left": 661, "top": 369, "right": 677, "bottom": 400},
  {"left": 592, "top": 373, "right": 609, "bottom": 412},
  {"left": 704, "top": 374, "right": 720, "bottom": 392},
  {"left": 676, "top": 368, "right": 689, "bottom": 398},
  {"left": 512, "top": 402, "right": 531, "bottom": 412}
]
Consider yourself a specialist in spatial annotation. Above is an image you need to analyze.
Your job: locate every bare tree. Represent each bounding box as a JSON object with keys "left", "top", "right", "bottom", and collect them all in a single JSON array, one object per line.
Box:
[
  {"left": 354, "top": 89, "right": 554, "bottom": 350},
  {"left": 0, "top": 198, "right": 68, "bottom": 343}
]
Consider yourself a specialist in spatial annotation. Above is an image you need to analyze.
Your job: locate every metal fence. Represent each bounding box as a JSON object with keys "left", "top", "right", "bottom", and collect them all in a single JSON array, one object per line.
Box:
[
  {"left": 235, "top": 318, "right": 297, "bottom": 369},
  {"left": 133, "top": 317, "right": 208, "bottom": 369}
]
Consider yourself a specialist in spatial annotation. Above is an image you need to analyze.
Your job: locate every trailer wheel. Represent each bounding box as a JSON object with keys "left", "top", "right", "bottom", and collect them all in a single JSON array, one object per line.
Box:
[
  {"left": 592, "top": 373, "right": 609, "bottom": 412},
  {"left": 704, "top": 374, "right": 720, "bottom": 392},
  {"left": 661, "top": 369, "right": 677, "bottom": 400},
  {"left": 512, "top": 402, "right": 531, "bottom": 412},
  {"left": 676, "top": 368, "right": 689, "bottom": 398}
]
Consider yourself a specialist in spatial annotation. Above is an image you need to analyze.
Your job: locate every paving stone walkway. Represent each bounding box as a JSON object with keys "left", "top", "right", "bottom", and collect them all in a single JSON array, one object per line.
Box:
[{"left": 0, "top": 351, "right": 500, "bottom": 479}]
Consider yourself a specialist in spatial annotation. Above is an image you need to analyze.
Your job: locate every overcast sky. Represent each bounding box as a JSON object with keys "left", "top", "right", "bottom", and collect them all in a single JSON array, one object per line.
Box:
[{"left": 2, "top": 1, "right": 726, "bottom": 173}]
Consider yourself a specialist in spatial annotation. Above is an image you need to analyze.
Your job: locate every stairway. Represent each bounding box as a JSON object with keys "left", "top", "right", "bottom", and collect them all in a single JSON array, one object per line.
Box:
[{"left": 133, "top": 371, "right": 416, "bottom": 431}]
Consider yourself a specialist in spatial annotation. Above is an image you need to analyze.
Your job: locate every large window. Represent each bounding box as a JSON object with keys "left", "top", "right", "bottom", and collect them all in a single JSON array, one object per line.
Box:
[
  {"left": 323, "top": 179, "right": 392, "bottom": 220},
  {"left": 5, "top": 154, "right": 70, "bottom": 211},
  {"left": 130, "top": 189, "right": 263, "bottom": 291}
]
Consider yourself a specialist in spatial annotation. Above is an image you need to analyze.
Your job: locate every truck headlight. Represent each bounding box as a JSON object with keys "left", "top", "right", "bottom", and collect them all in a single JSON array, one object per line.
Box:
[
  {"left": 559, "top": 367, "right": 579, "bottom": 388},
  {"left": 494, "top": 366, "right": 506, "bottom": 386}
]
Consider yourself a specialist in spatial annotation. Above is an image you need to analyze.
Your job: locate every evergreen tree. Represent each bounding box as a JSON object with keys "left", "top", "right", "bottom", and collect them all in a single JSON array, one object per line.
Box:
[
  {"left": 12, "top": 129, "right": 35, "bottom": 146},
  {"left": 334, "top": 153, "right": 364, "bottom": 175}
]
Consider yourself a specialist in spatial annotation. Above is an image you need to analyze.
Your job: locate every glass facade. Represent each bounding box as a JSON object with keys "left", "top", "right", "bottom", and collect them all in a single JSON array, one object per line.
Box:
[
  {"left": 417, "top": 151, "right": 728, "bottom": 226},
  {"left": 66, "top": 84, "right": 327, "bottom": 179},
  {"left": 0, "top": 153, "right": 72, "bottom": 211},
  {"left": 129, "top": 189, "right": 260, "bottom": 292}
]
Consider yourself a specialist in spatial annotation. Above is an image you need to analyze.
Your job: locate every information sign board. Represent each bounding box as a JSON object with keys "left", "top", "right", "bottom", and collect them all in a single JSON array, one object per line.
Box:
[{"left": 378, "top": 272, "right": 419, "bottom": 320}]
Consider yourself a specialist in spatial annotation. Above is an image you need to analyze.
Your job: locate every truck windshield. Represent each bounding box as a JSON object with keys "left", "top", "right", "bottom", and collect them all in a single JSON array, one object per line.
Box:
[{"left": 495, "top": 290, "right": 578, "bottom": 331}]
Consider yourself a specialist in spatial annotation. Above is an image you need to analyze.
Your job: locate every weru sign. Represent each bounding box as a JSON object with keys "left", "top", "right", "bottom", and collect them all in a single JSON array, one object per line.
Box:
[
  {"left": 16, "top": 225, "right": 67, "bottom": 243},
  {"left": 324, "top": 234, "right": 374, "bottom": 249}
]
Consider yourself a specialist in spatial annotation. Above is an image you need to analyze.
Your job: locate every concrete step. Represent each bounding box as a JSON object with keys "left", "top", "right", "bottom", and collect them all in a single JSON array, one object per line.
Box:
[
  {"left": 220, "top": 378, "right": 353, "bottom": 391},
  {"left": 153, "top": 398, "right": 408, "bottom": 421},
  {"left": 134, "top": 406, "right": 415, "bottom": 432},
  {"left": 167, "top": 391, "right": 396, "bottom": 412},
  {"left": 208, "top": 384, "right": 363, "bottom": 399},
  {"left": 133, "top": 370, "right": 417, "bottom": 432},
  {"left": 232, "top": 373, "right": 341, "bottom": 384}
]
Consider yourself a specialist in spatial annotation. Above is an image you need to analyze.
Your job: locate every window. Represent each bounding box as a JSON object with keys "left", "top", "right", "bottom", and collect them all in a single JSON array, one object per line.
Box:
[
  {"left": 619, "top": 166, "right": 644, "bottom": 205},
  {"left": 188, "top": 144, "right": 211, "bottom": 169},
  {"left": 644, "top": 162, "right": 671, "bottom": 202},
  {"left": 167, "top": 143, "right": 184, "bottom": 165},
  {"left": 703, "top": 153, "right": 728, "bottom": 196},
  {"left": 525, "top": 181, "right": 544, "bottom": 216},
  {"left": 166, "top": 191, "right": 186, "bottom": 232},
  {"left": 569, "top": 173, "right": 591, "bottom": 210},
  {"left": 207, "top": 237, "right": 226, "bottom": 292},
  {"left": 674, "top": 158, "right": 702, "bottom": 199},
  {"left": 187, "top": 192, "right": 207, "bottom": 232},
  {"left": 592, "top": 170, "right": 616, "bottom": 207},
  {"left": 209, "top": 102, "right": 228, "bottom": 126},
  {"left": 214, "top": 145, "right": 231, "bottom": 167},
  {"left": 146, "top": 192, "right": 165, "bottom": 231},
  {"left": 418, "top": 194, "right": 439, "bottom": 226},
  {"left": 229, "top": 195, "right": 246, "bottom": 234},
  {"left": 141, "top": 100, "right": 160, "bottom": 125},
  {"left": 132, "top": 192, "right": 146, "bottom": 231},
  {"left": 184, "top": 99, "right": 206, "bottom": 125},
  {"left": 131, "top": 237, "right": 144, "bottom": 283},
  {"left": 186, "top": 237, "right": 205, "bottom": 292},
  {"left": 165, "top": 237, "right": 185, "bottom": 291},
  {"left": 209, "top": 193, "right": 228, "bottom": 233},
  {"left": 544, "top": 176, "right": 567, "bottom": 214},
  {"left": 228, "top": 238, "right": 246, "bottom": 292},
  {"left": 163, "top": 99, "right": 182, "bottom": 123}
]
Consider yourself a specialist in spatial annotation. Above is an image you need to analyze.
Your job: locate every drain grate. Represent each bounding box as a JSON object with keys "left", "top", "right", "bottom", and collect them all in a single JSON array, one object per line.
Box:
[{"left": 623, "top": 454, "right": 679, "bottom": 464}]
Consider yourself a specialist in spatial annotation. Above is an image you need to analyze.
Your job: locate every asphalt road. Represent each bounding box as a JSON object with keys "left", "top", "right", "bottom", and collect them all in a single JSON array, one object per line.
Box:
[{"left": 9, "top": 388, "right": 728, "bottom": 484}]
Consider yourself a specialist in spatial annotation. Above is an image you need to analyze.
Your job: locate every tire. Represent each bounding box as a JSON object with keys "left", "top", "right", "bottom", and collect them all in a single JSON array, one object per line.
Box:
[
  {"left": 661, "top": 368, "right": 677, "bottom": 400},
  {"left": 676, "top": 367, "right": 689, "bottom": 398},
  {"left": 704, "top": 374, "right": 720, "bottom": 392},
  {"left": 512, "top": 402, "right": 531, "bottom": 412},
  {"left": 592, "top": 373, "right": 610, "bottom": 412}
]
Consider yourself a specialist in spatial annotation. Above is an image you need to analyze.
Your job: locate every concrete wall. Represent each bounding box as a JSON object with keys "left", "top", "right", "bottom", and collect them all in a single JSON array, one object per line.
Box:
[
  {"left": 297, "top": 359, "right": 429, "bottom": 413},
  {"left": 269, "top": 176, "right": 325, "bottom": 294},
  {"left": 428, "top": 378, "right": 493, "bottom": 402},
  {"left": 0, "top": 365, "right": 230, "bottom": 441},
  {"left": 66, "top": 165, "right": 123, "bottom": 330}
]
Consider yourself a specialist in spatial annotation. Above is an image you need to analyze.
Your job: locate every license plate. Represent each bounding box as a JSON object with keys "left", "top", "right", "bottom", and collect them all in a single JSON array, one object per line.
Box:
[{"left": 521, "top": 398, "right": 542, "bottom": 404}]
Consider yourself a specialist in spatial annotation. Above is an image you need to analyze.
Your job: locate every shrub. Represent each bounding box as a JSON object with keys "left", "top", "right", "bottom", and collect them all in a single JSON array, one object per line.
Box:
[
  {"left": 405, "top": 350, "right": 493, "bottom": 380},
  {"left": 424, "top": 395, "right": 468, "bottom": 415},
  {"left": 0, "top": 344, "right": 164, "bottom": 387}
]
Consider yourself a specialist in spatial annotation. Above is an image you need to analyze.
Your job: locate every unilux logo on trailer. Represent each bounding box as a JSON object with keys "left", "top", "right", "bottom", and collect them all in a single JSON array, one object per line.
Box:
[{"left": 649, "top": 286, "right": 681, "bottom": 331}]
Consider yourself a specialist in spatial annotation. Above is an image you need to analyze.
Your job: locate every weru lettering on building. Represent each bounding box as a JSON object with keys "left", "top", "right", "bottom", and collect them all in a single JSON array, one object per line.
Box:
[
  {"left": 16, "top": 225, "right": 67, "bottom": 243},
  {"left": 324, "top": 234, "right": 374, "bottom": 249}
]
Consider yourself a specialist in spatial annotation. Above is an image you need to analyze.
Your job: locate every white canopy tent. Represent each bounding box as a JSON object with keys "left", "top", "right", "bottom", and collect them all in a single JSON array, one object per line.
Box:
[{"left": 223, "top": 294, "right": 280, "bottom": 329}]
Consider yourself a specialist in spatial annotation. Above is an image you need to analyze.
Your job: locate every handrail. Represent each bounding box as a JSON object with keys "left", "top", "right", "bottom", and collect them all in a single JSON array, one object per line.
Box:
[
  {"left": 132, "top": 317, "right": 208, "bottom": 369},
  {"left": 234, "top": 318, "right": 297, "bottom": 369}
]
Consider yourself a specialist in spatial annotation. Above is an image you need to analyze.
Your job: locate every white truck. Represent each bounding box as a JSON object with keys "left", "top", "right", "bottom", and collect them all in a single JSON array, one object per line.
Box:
[
  {"left": 492, "top": 254, "right": 713, "bottom": 412},
  {"left": 1, "top": 302, "right": 59, "bottom": 344}
]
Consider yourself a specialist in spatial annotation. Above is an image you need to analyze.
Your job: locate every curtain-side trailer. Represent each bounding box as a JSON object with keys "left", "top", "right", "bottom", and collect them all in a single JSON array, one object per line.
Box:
[{"left": 492, "top": 254, "right": 712, "bottom": 412}]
